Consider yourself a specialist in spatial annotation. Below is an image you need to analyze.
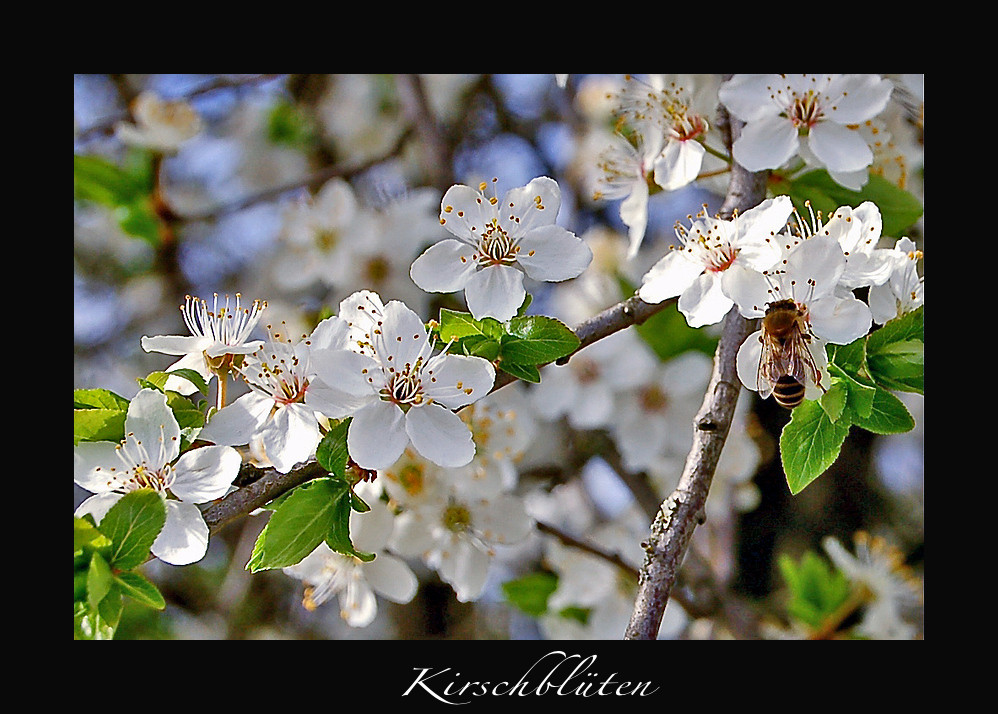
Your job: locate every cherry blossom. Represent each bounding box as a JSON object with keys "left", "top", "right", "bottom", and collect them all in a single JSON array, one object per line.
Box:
[
  {"left": 719, "top": 74, "right": 893, "bottom": 175},
  {"left": 74, "top": 389, "right": 241, "bottom": 566},
  {"left": 638, "top": 196, "right": 794, "bottom": 327},
  {"left": 141, "top": 293, "right": 267, "bottom": 396},
  {"left": 114, "top": 91, "right": 202, "bottom": 153},
  {"left": 410, "top": 176, "right": 593, "bottom": 322},
  {"left": 868, "top": 237, "right": 924, "bottom": 324},
  {"left": 309, "top": 297, "right": 496, "bottom": 470}
]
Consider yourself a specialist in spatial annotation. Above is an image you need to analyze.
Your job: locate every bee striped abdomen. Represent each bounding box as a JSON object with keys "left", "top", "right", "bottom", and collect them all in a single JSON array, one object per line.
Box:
[{"left": 772, "top": 375, "right": 805, "bottom": 409}]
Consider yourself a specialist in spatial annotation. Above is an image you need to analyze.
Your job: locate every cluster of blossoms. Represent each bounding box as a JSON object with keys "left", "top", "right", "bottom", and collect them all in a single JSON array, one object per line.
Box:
[
  {"left": 75, "top": 73, "right": 923, "bottom": 638},
  {"left": 638, "top": 193, "right": 923, "bottom": 404}
]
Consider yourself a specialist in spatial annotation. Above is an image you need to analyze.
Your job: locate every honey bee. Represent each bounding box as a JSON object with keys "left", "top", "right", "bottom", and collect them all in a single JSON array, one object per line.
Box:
[{"left": 757, "top": 299, "right": 825, "bottom": 409}]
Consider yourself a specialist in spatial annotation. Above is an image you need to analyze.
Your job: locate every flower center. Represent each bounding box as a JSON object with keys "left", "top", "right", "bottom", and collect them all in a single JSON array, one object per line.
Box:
[
  {"left": 381, "top": 362, "right": 425, "bottom": 409},
  {"left": 675, "top": 210, "right": 738, "bottom": 273},
  {"left": 639, "top": 385, "right": 668, "bottom": 412},
  {"left": 241, "top": 324, "right": 310, "bottom": 406},
  {"left": 475, "top": 220, "right": 520, "bottom": 267},
  {"left": 442, "top": 502, "right": 472, "bottom": 533},
  {"left": 181, "top": 293, "right": 267, "bottom": 347},
  {"left": 788, "top": 91, "right": 824, "bottom": 131},
  {"left": 96, "top": 429, "right": 178, "bottom": 497}
]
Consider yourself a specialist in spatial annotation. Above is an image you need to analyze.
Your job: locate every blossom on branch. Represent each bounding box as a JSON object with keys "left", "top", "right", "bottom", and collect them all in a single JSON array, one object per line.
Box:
[
  {"left": 74, "top": 389, "right": 241, "bottom": 566},
  {"left": 410, "top": 176, "right": 593, "bottom": 322},
  {"left": 309, "top": 296, "right": 496, "bottom": 471}
]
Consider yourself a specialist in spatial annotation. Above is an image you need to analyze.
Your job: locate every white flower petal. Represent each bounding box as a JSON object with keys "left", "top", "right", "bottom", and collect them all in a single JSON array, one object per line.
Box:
[
  {"left": 198, "top": 391, "right": 273, "bottom": 447},
  {"left": 786, "top": 235, "right": 846, "bottom": 299},
  {"left": 348, "top": 400, "right": 410, "bottom": 471},
  {"left": 638, "top": 250, "right": 705, "bottom": 304},
  {"left": 823, "top": 74, "right": 893, "bottom": 125},
  {"left": 807, "top": 122, "right": 873, "bottom": 173},
  {"left": 340, "top": 576, "right": 378, "bottom": 628},
  {"left": 310, "top": 348, "right": 382, "bottom": 399},
  {"left": 140, "top": 334, "right": 211, "bottom": 356},
  {"left": 678, "top": 272, "right": 733, "bottom": 328},
  {"left": 732, "top": 114, "right": 800, "bottom": 171},
  {"left": 463, "top": 264, "right": 525, "bottom": 322},
  {"left": 445, "top": 538, "right": 491, "bottom": 602},
  {"left": 350, "top": 498, "right": 396, "bottom": 553},
  {"left": 473, "top": 494, "right": 533, "bottom": 546},
  {"left": 74, "top": 492, "right": 124, "bottom": 523},
  {"left": 409, "top": 239, "right": 478, "bottom": 293},
  {"left": 422, "top": 353, "right": 495, "bottom": 410},
  {"left": 152, "top": 500, "right": 209, "bottom": 566},
  {"left": 364, "top": 552, "right": 419, "bottom": 603},
  {"left": 379, "top": 301, "right": 432, "bottom": 368},
  {"left": 808, "top": 295, "right": 872, "bottom": 345},
  {"left": 263, "top": 403, "right": 320, "bottom": 473},
  {"left": 720, "top": 263, "right": 771, "bottom": 318},
  {"left": 736, "top": 330, "right": 765, "bottom": 392},
  {"left": 171, "top": 445, "right": 242, "bottom": 503},
  {"left": 500, "top": 176, "right": 561, "bottom": 236},
  {"left": 126, "top": 389, "right": 181, "bottom": 465},
  {"left": 74, "top": 441, "right": 121, "bottom": 493},
  {"left": 516, "top": 225, "right": 593, "bottom": 282},
  {"left": 718, "top": 74, "right": 782, "bottom": 122},
  {"left": 653, "top": 138, "right": 705, "bottom": 192},
  {"left": 308, "top": 314, "right": 352, "bottom": 352},
  {"left": 439, "top": 184, "right": 497, "bottom": 243},
  {"left": 618, "top": 179, "right": 649, "bottom": 258},
  {"left": 406, "top": 403, "right": 476, "bottom": 468}
]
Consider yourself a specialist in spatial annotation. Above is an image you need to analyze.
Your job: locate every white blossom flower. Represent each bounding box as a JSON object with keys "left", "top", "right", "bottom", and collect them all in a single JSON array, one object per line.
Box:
[
  {"left": 141, "top": 293, "right": 267, "bottom": 396},
  {"left": 283, "top": 481, "right": 418, "bottom": 628},
  {"left": 530, "top": 329, "right": 658, "bottom": 430},
  {"left": 74, "top": 389, "right": 241, "bottom": 566},
  {"left": 389, "top": 476, "right": 534, "bottom": 602},
  {"left": 719, "top": 74, "right": 893, "bottom": 175},
  {"left": 729, "top": 234, "right": 872, "bottom": 400},
  {"left": 114, "top": 91, "right": 202, "bottom": 153},
  {"left": 822, "top": 531, "right": 922, "bottom": 639},
  {"left": 869, "top": 237, "right": 924, "bottom": 324},
  {"left": 309, "top": 297, "right": 496, "bottom": 470},
  {"left": 269, "top": 178, "right": 379, "bottom": 292},
  {"left": 610, "top": 350, "right": 713, "bottom": 472},
  {"left": 410, "top": 176, "right": 593, "bottom": 322},
  {"left": 198, "top": 317, "right": 351, "bottom": 473},
  {"left": 593, "top": 131, "right": 665, "bottom": 259},
  {"left": 638, "top": 196, "right": 794, "bottom": 327}
]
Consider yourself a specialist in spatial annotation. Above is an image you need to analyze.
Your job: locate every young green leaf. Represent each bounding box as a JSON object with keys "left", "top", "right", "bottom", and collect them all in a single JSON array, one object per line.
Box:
[
  {"left": 87, "top": 552, "right": 114, "bottom": 610},
  {"left": 74, "top": 388, "right": 129, "bottom": 445},
  {"left": 778, "top": 551, "right": 852, "bottom": 630},
  {"left": 315, "top": 419, "right": 352, "bottom": 479},
  {"left": 114, "top": 571, "right": 167, "bottom": 610},
  {"left": 99, "top": 488, "right": 168, "bottom": 570},
  {"left": 500, "top": 315, "right": 580, "bottom": 366},
  {"left": 501, "top": 571, "right": 559, "bottom": 617},
  {"left": 781, "top": 400, "right": 851, "bottom": 495},
  {"left": 849, "top": 388, "right": 915, "bottom": 435},
  {"left": 498, "top": 361, "right": 542, "bottom": 384}
]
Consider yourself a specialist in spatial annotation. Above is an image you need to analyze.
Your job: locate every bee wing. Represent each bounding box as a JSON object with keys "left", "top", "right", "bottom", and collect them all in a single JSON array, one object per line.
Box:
[
  {"left": 756, "top": 333, "right": 790, "bottom": 400},
  {"left": 782, "top": 330, "right": 823, "bottom": 391}
]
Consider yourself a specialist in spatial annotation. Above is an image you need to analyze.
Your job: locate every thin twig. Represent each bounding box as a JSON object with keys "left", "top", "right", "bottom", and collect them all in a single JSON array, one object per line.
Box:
[{"left": 622, "top": 88, "right": 768, "bottom": 640}]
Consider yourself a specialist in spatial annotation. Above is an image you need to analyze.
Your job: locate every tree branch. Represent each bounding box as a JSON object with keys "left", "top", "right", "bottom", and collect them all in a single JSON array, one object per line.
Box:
[{"left": 622, "top": 92, "right": 769, "bottom": 640}]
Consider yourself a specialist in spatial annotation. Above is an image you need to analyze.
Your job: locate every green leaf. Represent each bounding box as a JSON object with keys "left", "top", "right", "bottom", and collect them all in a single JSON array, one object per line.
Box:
[
  {"left": 829, "top": 365, "right": 876, "bottom": 420},
  {"left": 780, "top": 169, "right": 923, "bottom": 237},
  {"left": 500, "top": 315, "right": 580, "bottom": 365},
  {"left": 99, "top": 489, "right": 168, "bottom": 570},
  {"left": 97, "top": 586, "right": 124, "bottom": 630},
  {"left": 866, "top": 340, "right": 924, "bottom": 394},
  {"left": 501, "top": 571, "right": 559, "bottom": 617},
  {"left": 438, "top": 309, "right": 494, "bottom": 341},
  {"left": 498, "top": 361, "right": 541, "bottom": 384},
  {"left": 315, "top": 419, "right": 351, "bottom": 479},
  {"left": 74, "top": 515, "right": 112, "bottom": 553},
  {"left": 867, "top": 306, "right": 923, "bottom": 350},
  {"left": 74, "top": 388, "right": 129, "bottom": 445},
  {"left": 780, "top": 400, "right": 851, "bottom": 495},
  {"left": 87, "top": 552, "right": 114, "bottom": 610},
  {"left": 778, "top": 551, "right": 851, "bottom": 630},
  {"left": 325, "top": 482, "right": 376, "bottom": 563},
  {"left": 74, "top": 154, "right": 146, "bottom": 207},
  {"left": 247, "top": 477, "right": 373, "bottom": 572},
  {"left": 849, "top": 388, "right": 915, "bottom": 435},
  {"left": 457, "top": 334, "right": 501, "bottom": 361},
  {"left": 819, "top": 380, "right": 848, "bottom": 422},
  {"left": 114, "top": 571, "right": 167, "bottom": 610}
]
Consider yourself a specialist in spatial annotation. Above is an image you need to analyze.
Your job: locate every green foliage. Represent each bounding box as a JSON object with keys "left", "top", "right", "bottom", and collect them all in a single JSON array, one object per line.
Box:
[
  {"left": 778, "top": 550, "right": 852, "bottom": 631},
  {"left": 780, "top": 307, "right": 923, "bottom": 494},
  {"left": 267, "top": 99, "right": 317, "bottom": 149},
  {"left": 246, "top": 477, "right": 374, "bottom": 573},
  {"left": 436, "top": 306, "right": 580, "bottom": 384},
  {"left": 74, "top": 388, "right": 129, "bottom": 445},
  {"left": 315, "top": 418, "right": 352, "bottom": 480},
  {"left": 73, "top": 490, "right": 168, "bottom": 640},
  {"left": 774, "top": 169, "right": 923, "bottom": 238},
  {"left": 501, "top": 571, "right": 559, "bottom": 617},
  {"left": 74, "top": 151, "right": 162, "bottom": 247}
]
